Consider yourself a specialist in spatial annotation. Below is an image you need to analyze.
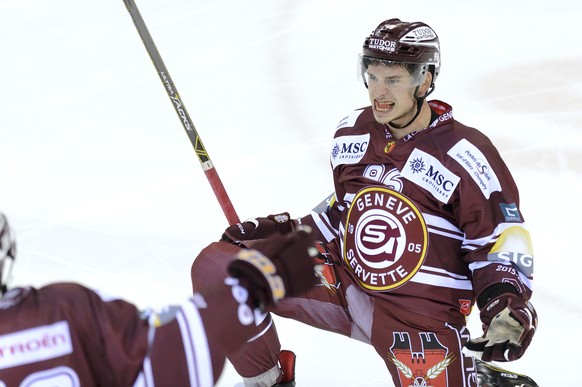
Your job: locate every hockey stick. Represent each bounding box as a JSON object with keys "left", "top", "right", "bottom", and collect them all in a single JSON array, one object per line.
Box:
[
  {"left": 475, "top": 358, "right": 539, "bottom": 387},
  {"left": 122, "top": 0, "right": 240, "bottom": 225}
]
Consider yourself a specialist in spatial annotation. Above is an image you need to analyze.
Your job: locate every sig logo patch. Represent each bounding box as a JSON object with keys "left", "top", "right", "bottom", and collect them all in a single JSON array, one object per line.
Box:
[
  {"left": 343, "top": 187, "right": 428, "bottom": 291},
  {"left": 488, "top": 226, "right": 534, "bottom": 277}
]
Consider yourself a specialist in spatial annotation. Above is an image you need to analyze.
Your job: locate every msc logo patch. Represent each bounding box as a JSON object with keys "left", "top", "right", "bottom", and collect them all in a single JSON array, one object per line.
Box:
[
  {"left": 343, "top": 187, "right": 428, "bottom": 291},
  {"left": 401, "top": 148, "right": 460, "bottom": 204},
  {"left": 330, "top": 133, "right": 370, "bottom": 169}
]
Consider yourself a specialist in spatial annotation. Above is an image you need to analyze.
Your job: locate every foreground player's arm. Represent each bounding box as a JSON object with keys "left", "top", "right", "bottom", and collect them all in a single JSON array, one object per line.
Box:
[
  {"left": 221, "top": 192, "right": 342, "bottom": 246},
  {"left": 221, "top": 212, "right": 295, "bottom": 244},
  {"left": 145, "top": 228, "right": 319, "bottom": 384}
]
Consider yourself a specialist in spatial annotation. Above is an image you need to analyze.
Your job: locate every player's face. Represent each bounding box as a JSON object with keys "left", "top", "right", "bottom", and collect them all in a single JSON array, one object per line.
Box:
[{"left": 365, "top": 64, "right": 419, "bottom": 126}]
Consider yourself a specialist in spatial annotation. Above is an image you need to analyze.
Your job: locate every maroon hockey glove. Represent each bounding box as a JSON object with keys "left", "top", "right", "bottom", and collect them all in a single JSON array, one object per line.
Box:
[
  {"left": 227, "top": 227, "right": 319, "bottom": 310},
  {"left": 465, "top": 293, "right": 537, "bottom": 362},
  {"left": 221, "top": 212, "right": 294, "bottom": 244}
]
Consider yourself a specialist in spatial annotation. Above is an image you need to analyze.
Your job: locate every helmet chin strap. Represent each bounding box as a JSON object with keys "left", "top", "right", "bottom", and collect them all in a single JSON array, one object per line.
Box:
[{"left": 389, "top": 83, "right": 435, "bottom": 130}]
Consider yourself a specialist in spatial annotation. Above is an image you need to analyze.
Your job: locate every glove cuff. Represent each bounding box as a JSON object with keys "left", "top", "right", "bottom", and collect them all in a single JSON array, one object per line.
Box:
[
  {"left": 477, "top": 283, "right": 518, "bottom": 308},
  {"left": 228, "top": 249, "right": 286, "bottom": 308}
]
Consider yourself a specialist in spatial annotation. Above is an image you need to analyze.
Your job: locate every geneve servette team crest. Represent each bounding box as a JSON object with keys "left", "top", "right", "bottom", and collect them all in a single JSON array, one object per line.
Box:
[{"left": 343, "top": 187, "right": 428, "bottom": 291}]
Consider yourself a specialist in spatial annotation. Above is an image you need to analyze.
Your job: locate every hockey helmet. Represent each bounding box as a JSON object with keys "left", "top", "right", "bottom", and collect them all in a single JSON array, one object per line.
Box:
[
  {"left": 360, "top": 18, "right": 440, "bottom": 87},
  {"left": 0, "top": 213, "right": 16, "bottom": 295}
]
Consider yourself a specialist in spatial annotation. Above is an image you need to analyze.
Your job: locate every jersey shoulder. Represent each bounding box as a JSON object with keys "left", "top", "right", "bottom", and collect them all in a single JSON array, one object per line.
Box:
[
  {"left": 39, "top": 282, "right": 102, "bottom": 303},
  {"left": 37, "top": 283, "right": 139, "bottom": 319},
  {"left": 333, "top": 106, "right": 377, "bottom": 136}
]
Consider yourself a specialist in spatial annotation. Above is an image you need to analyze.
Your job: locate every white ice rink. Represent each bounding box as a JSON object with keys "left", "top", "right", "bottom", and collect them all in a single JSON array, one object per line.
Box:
[{"left": 1, "top": 0, "right": 581, "bottom": 385}]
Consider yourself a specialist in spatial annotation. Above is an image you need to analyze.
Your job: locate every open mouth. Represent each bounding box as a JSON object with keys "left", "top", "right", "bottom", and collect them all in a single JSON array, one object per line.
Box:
[{"left": 374, "top": 100, "right": 394, "bottom": 112}]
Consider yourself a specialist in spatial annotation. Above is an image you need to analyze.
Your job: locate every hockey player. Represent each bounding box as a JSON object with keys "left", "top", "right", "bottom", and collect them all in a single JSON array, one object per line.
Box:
[
  {"left": 0, "top": 212, "right": 319, "bottom": 386},
  {"left": 192, "top": 18, "right": 538, "bottom": 386}
]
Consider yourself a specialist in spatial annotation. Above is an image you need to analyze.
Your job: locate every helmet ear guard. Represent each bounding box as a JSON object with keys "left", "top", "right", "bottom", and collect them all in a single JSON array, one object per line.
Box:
[{"left": 0, "top": 213, "right": 16, "bottom": 295}]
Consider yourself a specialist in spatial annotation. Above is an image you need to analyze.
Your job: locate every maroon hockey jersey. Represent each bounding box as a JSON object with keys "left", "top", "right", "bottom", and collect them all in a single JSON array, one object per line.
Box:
[
  {"left": 0, "top": 282, "right": 225, "bottom": 387},
  {"left": 300, "top": 100, "right": 534, "bottom": 325}
]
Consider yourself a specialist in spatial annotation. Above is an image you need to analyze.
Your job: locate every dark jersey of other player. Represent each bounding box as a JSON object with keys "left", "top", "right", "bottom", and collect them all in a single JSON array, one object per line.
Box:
[
  {"left": 299, "top": 100, "right": 534, "bottom": 325},
  {"left": 0, "top": 280, "right": 259, "bottom": 386}
]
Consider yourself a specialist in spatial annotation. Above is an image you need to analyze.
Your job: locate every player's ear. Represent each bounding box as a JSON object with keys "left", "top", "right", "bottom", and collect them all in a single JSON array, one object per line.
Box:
[{"left": 416, "top": 71, "right": 433, "bottom": 98}]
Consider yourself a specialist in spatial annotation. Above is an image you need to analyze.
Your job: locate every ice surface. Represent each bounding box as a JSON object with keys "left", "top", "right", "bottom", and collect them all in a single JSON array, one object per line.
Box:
[{"left": 1, "top": 0, "right": 580, "bottom": 385}]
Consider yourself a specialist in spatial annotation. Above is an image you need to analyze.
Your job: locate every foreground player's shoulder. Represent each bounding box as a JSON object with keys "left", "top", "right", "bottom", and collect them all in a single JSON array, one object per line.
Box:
[
  {"left": 39, "top": 282, "right": 126, "bottom": 308},
  {"left": 40, "top": 282, "right": 94, "bottom": 300}
]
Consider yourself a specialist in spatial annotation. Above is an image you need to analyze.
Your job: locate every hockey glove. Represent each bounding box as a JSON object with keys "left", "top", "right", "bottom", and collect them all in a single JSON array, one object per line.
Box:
[
  {"left": 221, "top": 212, "right": 294, "bottom": 244},
  {"left": 227, "top": 226, "right": 319, "bottom": 310},
  {"left": 465, "top": 293, "right": 537, "bottom": 362}
]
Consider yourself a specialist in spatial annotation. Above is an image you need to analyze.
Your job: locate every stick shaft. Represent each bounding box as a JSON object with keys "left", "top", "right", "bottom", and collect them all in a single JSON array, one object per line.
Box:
[{"left": 122, "top": 0, "right": 239, "bottom": 225}]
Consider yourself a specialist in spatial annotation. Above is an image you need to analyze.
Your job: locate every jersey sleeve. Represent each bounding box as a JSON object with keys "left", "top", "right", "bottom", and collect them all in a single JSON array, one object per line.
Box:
[
  {"left": 71, "top": 285, "right": 151, "bottom": 385},
  {"left": 449, "top": 137, "right": 534, "bottom": 302},
  {"left": 296, "top": 192, "right": 342, "bottom": 243},
  {"left": 144, "top": 267, "right": 283, "bottom": 387},
  {"left": 87, "top": 289, "right": 215, "bottom": 386}
]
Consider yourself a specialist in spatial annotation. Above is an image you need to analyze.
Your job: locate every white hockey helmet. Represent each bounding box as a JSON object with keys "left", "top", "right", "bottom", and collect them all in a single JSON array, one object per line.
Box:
[{"left": 0, "top": 213, "right": 16, "bottom": 295}]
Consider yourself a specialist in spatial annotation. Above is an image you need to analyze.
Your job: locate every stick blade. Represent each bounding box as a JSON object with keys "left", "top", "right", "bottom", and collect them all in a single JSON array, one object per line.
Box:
[{"left": 475, "top": 358, "right": 539, "bottom": 387}]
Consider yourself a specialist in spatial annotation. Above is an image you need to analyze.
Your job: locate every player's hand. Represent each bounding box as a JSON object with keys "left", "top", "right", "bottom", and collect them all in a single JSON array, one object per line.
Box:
[
  {"left": 221, "top": 212, "right": 294, "bottom": 244},
  {"left": 465, "top": 293, "right": 537, "bottom": 362},
  {"left": 227, "top": 226, "right": 319, "bottom": 309}
]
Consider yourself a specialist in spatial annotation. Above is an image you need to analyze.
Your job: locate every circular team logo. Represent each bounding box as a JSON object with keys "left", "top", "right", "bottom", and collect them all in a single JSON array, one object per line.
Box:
[{"left": 343, "top": 187, "right": 428, "bottom": 291}]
